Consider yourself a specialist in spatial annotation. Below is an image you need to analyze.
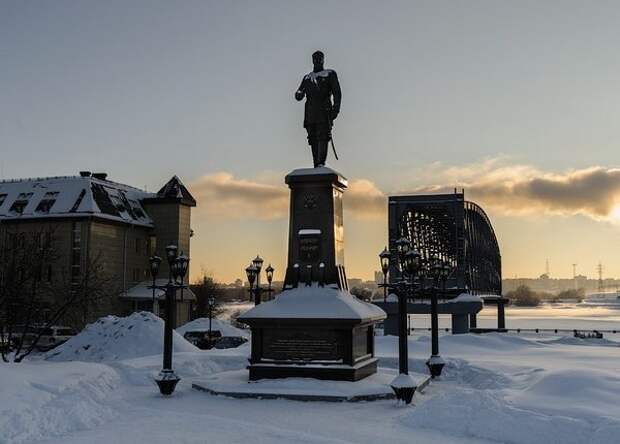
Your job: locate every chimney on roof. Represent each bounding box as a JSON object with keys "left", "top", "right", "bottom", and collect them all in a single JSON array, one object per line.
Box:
[
  {"left": 80, "top": 171, "right": 91, "bottom": 177},
  {"left": 92, "top": 173, "right": 108, "bottom": 181}
]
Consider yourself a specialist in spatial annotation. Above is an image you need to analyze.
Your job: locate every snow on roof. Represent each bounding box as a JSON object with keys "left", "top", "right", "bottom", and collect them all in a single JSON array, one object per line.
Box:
[
  {"left": 285, "top": 166, "right": 348, "bottom": 187},
  {"left": 121, "top": 279, "right": 196, "bottom": 301},
  {"left": 452, "top": 293, "right": 484, "bottom": 303},
  {"left": 0, "top": 173, "right": 194, "bottom": 226},
  {"left": 384, "top": 292, "right": 483, "bottom": 304},
  {"left": 153, "top": 176, "right": 196, "bottom": 206},
  {"left": 238, "top": 285, "right": 386, "bottom": 321}
]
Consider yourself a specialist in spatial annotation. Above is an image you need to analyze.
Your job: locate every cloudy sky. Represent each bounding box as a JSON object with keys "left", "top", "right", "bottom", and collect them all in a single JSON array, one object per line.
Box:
[{"left": 3, "top": 1, "right": 620, "bottom": 283}]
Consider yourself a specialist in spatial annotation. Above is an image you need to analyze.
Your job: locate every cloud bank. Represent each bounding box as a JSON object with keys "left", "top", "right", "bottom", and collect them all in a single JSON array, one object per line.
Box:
[
  {"left": 190, "top": 162, "right": 620, "bottom": 222},
  {"left": 411, "top": 160, "right": 620, "bottom": 220},
  {"left": 190, "top": 172, "right": 386, "bottom": 220}
]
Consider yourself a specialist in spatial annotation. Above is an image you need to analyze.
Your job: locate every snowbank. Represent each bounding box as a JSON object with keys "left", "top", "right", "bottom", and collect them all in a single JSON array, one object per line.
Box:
[
  {"left": 0, "top": 361, "right": 120, "bottom": 444},
  {"left": 177, "top": 318, "right": 249, "bottom": 337},
  {"left": 404, "top": 389, "right": 598, "bottom": 444},
  {"left": 46, "top": 312, "right": 197, "bottom": 362}
]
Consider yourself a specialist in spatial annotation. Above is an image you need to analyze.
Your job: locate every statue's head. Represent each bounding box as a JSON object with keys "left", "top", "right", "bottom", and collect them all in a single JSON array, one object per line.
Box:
[{"left": 312, "top": 51, "right": 324, "bottom": 69}]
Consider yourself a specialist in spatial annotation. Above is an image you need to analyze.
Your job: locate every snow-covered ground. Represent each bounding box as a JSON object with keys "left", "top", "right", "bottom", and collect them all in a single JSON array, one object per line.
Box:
[{"left": 1, "top": 311, "right": 619, "bottom": 444}]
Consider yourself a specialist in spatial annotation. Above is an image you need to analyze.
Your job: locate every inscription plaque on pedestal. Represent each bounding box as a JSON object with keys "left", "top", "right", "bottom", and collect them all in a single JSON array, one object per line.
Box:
[
  {"left": 299, "top": 231, "right": 321, "bottom": 263},
  {"left": 263, "top": 328, "right": 341, "bottom": 362}
]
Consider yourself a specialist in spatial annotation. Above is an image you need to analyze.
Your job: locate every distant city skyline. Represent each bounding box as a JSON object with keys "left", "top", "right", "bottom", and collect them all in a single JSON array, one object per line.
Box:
[{"left": 3, "top": 2, "right": 620, "bottom": 283}]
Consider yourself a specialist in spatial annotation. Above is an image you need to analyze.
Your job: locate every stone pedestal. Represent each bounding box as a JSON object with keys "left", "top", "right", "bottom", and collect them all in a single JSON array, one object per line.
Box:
[
  {"left": 283, "top": 167, "right": 348, "bottom": 289},
  {"left": 238, "top": 167, "right": 386, "bottom": 381},
  {"left": 238, "top": 286, "right": 385, "bottom": 381}
]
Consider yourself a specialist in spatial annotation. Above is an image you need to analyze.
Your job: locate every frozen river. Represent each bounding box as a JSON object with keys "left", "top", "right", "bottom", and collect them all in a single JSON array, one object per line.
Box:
[
  {"left": 223, "top": 299, "right": 620, "bottom": 335},
  {"left": 410, "top": 301, "right": 620, "bottom": 332}
]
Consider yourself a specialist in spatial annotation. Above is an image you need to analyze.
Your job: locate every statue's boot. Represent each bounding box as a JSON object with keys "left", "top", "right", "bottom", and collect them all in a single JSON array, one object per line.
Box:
[
  {"left": 317, "top": 140, "right": 328, "bottom": 167},
  {"left": 311, "top": 143, "right": 320, "bottom": 168}
]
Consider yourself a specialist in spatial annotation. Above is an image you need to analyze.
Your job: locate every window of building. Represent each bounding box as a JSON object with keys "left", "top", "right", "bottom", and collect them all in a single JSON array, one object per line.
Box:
[
  {"left": 148, "top": 236, "right": 156, "bottom": 256},
  {"left": 91, "top": 183, "right": 119, "bottom": 216},
  {"left": 135, "top": 238, "right": 141, "bottom": 254},
  {"left": 35, "top": 191, "right": 59, "bottom": 214},
  {"left": 71, "top": 222, "right": 81, "bottom": 284},
  {"left": 0, "top": 193, "right": 7, "bottom": 208},
  {"left": 106, "top": 189, "right": 134, "bottom": 219},
  {"left": 69, "top": 189, "right": 86, "bottom": 212},
  {"left": 129, "top": 199, "right": 146, "bottom": 219},
  {"left": 9, "top": 192, "right": 33, "bottom": 215}
]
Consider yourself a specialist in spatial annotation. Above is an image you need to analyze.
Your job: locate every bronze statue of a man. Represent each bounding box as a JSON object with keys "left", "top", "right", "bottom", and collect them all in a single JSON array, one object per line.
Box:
[{"left": 295, "top": 51, "right": 342, "bottom": 168}]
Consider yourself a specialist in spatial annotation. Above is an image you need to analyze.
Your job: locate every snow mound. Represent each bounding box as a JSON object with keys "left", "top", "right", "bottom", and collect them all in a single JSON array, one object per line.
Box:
[
  {"left": 46, "top": 311, "right": 198, "bottom": 362},
  {"left": 405, "top": 390, "right": 598, "bottom": 444},
  {"left": 442, "top": 357, "right": 513, "bottom": 390},
  {"left": 509, "top": 368, "right": 620, "bottom": 420},
  {"left": 439, "top": 332, "right": 545, "bottom": 351},
  {"left": 0, "top": 361, "right": 120, "bottom": 444},
  {"left": 177, "top": 318, "right": 249, "bottom": 337}
]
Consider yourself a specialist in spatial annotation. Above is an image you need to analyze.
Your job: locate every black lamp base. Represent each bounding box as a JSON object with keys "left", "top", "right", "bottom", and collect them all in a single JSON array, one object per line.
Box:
[
  {"left": 426, "top": 355, "right": 445, "bottom": 378},
  {"left": 390, "top": 373, "right": 417, "bottom": 404},
  {"left": 391, "top": 386, "right": 416, "bottom": 404},
  {"left": 155, "top": 369, "right": 181, "bottom": 395}
]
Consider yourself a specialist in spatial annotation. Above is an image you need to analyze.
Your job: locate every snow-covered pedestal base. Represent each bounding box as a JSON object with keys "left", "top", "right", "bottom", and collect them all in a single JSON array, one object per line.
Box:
[
  {"left": 238, "top": 285, "right": 386, "bottom": 381},
  {"left": 192, "top": 369, "right": 420, "bottom": 402}
]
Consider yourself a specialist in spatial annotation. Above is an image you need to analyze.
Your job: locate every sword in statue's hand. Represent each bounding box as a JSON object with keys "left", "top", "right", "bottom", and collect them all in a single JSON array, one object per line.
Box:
[{"left": 329, "top": 110, "right": 339, "bottom": 161}]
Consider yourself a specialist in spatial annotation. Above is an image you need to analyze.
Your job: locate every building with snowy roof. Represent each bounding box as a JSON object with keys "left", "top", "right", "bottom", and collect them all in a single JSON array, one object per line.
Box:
[{"left": 0, "top": 171, "right": 197, "bottom": 327}]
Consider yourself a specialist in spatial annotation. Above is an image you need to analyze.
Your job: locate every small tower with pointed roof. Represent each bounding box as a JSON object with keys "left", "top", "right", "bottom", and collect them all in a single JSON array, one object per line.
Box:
[{"left": 143, "top": 176, "right": 196, "bottom": 278}]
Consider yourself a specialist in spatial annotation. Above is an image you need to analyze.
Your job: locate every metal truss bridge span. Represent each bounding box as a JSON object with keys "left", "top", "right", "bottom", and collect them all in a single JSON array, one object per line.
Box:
[{"left": 388, "top": 192, "right": 501, "bottom": 296}]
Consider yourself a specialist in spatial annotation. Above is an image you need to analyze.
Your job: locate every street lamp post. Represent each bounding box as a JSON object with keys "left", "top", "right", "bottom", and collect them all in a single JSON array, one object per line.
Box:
[
  {"left": 253, "top": 255, "right": 264, "bottom": 292},
  {"left": 208, "top": 296, "right": 215, "bottom": 340},
  {"left": 394, "top": 237, "right": 409, "bottom": 376},
  {"left": 425, "top": 257, "right": 448, "bottom": 378},
  {"left": 379, "top": 246, "right": 390, "bottom": 302},
  {"left": 385, "top": 237, "right": 420, "bottom": 404},
  {"left": 245, "top": 257, "right": 274, "bottom": 306},
  {"left": 149, "top": 244, "right": 189, "bottom": 396},
  {"left": 265, "top": 264, "right": 274, "bottom": 298},
  {"left": 149, "top": 255, "right": 161, "bottom": 316}
]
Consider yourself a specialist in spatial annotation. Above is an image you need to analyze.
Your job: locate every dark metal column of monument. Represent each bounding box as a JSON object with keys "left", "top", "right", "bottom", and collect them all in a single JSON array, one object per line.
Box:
[{"left": 282, "top": 169, "right": 348, "bottom": 290}]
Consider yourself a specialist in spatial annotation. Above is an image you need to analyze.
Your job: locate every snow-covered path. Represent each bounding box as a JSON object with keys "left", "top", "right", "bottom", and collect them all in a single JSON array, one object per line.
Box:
[{"left": 3, "top": 332, "right": 619, "bottom": 444}]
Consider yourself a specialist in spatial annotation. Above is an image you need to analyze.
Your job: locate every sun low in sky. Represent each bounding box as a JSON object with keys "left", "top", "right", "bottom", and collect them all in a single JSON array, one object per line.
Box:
[{"left": 3, "top": 1, "right": 620, "bottom": 283}]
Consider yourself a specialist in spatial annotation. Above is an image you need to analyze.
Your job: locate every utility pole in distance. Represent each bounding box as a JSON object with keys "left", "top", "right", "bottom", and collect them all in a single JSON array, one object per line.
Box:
[{"left": 572, "top": 264, "right": 577, "bottom": 290}]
